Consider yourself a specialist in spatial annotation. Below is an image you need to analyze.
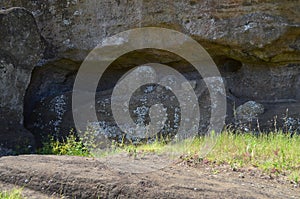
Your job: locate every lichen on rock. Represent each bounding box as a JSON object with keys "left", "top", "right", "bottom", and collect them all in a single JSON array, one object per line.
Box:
[{"left": 0, "top": 7, "right": 45, "bottom": 152}]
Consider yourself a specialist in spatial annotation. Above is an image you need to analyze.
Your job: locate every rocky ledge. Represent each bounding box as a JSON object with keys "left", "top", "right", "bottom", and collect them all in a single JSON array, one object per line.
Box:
[{"left": 0, "top": 1, "right": 299, "bottom": 152}]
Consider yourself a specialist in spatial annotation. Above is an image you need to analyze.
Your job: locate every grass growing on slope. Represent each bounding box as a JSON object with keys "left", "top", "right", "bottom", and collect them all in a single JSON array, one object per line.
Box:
[
  {"left": 119, "top": 131, "right": 300, "bottom": 182},
  {"left": 39, "top": 130, "right": 300, "bottom": 183},
  {"left": 0, "top": 188, "right": 24, "bottom": 199},
  {"left": 166, "top": 131, "right": 300, "bottom": 183},
  {"left": 204, "top": 132, "right": 300, "bottom": 177},
  {"left": 38, "top": 134, "right": 91, "bottom": 157}
]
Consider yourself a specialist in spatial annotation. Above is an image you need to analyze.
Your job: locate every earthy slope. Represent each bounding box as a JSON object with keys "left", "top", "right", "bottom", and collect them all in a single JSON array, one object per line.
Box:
[{"left": 0, "top": 155, "right": 299, "bottom": 199}]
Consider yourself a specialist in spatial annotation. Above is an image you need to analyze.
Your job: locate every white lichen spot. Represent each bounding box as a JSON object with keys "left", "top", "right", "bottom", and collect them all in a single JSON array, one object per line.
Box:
[
  {"left": 244, "top": 24, "right": 251, "bottom": 31},
  {"left": 49, "top": 95, "right": 67, "bottom": 133},
  {"left": 87, "top": 121, "right": 121, "bottom": 138},
  {"left": 49, "top": 6, "right": 56, "bottom": 15},
  {"left": 144, "top": 85, "right": 155, "bottom": 93},
  {"left": 63, "top": 19, "right": 71, "bottom": 26},
  {"left": 63, "top": 39, "right": 74, "bottom": 48},
  {"left": 139, "top": 96, "right": 147, "bottom": 103},
  {"left": 73, "top": 10, "right": 82, "bottom": 16},
  {"left": 31, "top": 10, "right": 42, "bottom": 17},
  {"left": 133, "top": 105, "right": 149, "bottom": 124},
  {"left": 244, "top": 22, "right": 256, "bottom": 31}
]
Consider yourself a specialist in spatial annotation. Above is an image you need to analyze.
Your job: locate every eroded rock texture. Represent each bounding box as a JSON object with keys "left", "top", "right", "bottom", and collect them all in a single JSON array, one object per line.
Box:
[
  {"left": 0, "top": 7, "right": 44, "bottom": 153},
  {"left": 0, "top": 1, "right": 299, "bottom": 150}
]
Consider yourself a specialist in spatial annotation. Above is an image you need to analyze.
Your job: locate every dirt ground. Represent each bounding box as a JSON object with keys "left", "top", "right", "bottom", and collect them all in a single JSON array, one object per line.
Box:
[{"left": 0, "top": 154, "right": 299, "bottom": 199}]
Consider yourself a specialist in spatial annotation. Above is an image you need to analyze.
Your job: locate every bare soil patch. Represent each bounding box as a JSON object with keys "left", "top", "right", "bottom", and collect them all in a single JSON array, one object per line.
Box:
[{"left": 0, "top": 154, "right": 299, "bottom": 198}]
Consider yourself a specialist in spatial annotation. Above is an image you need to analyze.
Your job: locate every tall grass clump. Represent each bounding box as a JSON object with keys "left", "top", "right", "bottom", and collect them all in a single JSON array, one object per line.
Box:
[
  {"left": 38, "top": 133, "right": 91, "bottom": 157},
  {"left": 0, "top": 188, "right": 24, "bottom": 199},
  {"left": 204, "top": 131, "right": 300, "bottom": 177}
]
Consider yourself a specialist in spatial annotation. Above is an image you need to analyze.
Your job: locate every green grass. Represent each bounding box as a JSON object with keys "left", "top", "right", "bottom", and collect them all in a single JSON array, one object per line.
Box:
[
  {"left": 164, "top": 131, "right": 300, "bottom": 182},
  {"left": 205, "top": 132, "right": 300, "bottom": 174},
  {"left": 38, "top": 134, "right": 91, "bottom": 157},
  {"left": 40, "top": 130, "right": 300, "bottom": 183},
  {"left": 0, "top": 188, "right": 24, "bottom": 199},
  {"left": 121, "top": 131, "right": 299, "bottom": 182}
]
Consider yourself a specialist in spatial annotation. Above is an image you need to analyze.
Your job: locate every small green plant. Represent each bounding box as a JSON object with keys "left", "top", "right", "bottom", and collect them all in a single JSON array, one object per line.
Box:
[
  {"left": 0, "top": 188, "right": 24, "bottom": 199},
  {"left": 289, "top": 171, "right": 299, "bottom": 184},
  {"left": 96, "top": 135, "right": 167, "bottom": 158},
  {"left": 38, "top": 133, "right": 92, "bottom": 157}
]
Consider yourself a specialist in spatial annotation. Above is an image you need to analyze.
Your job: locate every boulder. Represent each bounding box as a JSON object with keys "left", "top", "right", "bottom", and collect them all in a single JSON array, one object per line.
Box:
[
  {"left": 0, "top": 7, "right": 44, "bottom": 153},
  {"left": 236, "top": 101, "right": 264, "bottom": 122}
]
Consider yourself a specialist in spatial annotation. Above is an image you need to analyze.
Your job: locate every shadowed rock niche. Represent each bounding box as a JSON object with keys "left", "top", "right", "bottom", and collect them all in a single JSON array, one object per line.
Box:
[
  {"left": 94, "top": 49, "right": 211, "bottom": 143},
  {"left": 24, "top": 47, "right": 300, "bottom": 149},
  {"left": 24, "top": 49, "right": 212, "bottom": 146}
]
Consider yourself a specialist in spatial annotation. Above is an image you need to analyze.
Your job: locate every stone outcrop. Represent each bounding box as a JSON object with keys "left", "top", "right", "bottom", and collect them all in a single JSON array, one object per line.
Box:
[
  {"left": 1, "top": 0, "right": 299, "bottom": 64},
  {"left": 0, "top": 7, "right": 44, "bottom": 153},
  {"left": 235, "top": 101, "right": 264, "bottom": 130},
  {"left": 0, "top": 1, "right": 299, "bottom": 151}
]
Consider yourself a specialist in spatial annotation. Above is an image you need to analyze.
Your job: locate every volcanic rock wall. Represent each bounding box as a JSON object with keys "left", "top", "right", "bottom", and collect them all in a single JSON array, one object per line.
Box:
[
  {"left": 0, "top": 7, "right": 44, "bottom": 153},
  {"left": 0, "top": 0, "right": 299, "bottom": 152}
]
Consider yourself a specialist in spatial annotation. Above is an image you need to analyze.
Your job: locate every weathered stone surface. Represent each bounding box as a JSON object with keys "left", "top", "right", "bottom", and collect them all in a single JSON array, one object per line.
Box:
[
  {"left": 0, "top": 7, "right": 44, "bottom": 119},
  {"left": 0, "top": 1, "right": 299, "bottom": 150},
  {"left": 1, "top": 0, "right": 299, "bottom": 63},
  {"left": 235, "top": 101, "right": 264, "bottom": 123},
  {"left": 26, "top": 78, "right": 212, "bottom": 146},
  {"left": 0, "top": 7, "right": 44, "bottom": 152}
]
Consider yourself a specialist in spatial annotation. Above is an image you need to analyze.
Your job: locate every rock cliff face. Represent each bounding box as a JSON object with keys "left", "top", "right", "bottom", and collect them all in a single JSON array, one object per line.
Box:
[
  {"left": 0, "top": 7, "right": 44, "bottom": 153},
  {"left": 0, "top": 1, "right": 299, "bottom": 151}
]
